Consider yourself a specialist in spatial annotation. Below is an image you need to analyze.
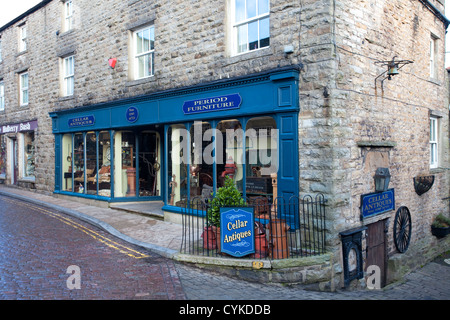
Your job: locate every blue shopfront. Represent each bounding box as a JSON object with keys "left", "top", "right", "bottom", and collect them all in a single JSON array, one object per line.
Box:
[{"left": 49, "top": 67, "right": 300, "bottom": 213}]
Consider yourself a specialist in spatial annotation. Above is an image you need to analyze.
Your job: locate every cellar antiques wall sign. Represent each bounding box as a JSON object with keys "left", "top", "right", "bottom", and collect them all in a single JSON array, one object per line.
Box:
[
  {"left": 360, "top": 189, "right": 395, "bottom": 220},
  {"left": 220, "top": 207, "right": 255, "bottom": 257}
]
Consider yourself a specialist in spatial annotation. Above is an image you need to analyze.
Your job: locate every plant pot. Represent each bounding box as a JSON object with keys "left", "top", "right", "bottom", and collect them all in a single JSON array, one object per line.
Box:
[
  {"left": 254, "top": 233, "right": 268, "bottom": 258},
  {"left": 431, "top": 225, "right": 450, "bottom": 239},
  {"left": 201, "top": 226, "right": 217, "bottom": 249},
  {"left": 267, "top": 219, "right": 290, "bottom": 259},
  {"left": 212, "top": 226, "right": 221, "bottom": 252}
]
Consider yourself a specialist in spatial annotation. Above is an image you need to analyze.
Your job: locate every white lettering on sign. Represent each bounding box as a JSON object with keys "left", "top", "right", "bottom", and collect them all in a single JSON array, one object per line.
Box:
[{"left": 1, "top": 121, "right": 36, "bottom": 134}]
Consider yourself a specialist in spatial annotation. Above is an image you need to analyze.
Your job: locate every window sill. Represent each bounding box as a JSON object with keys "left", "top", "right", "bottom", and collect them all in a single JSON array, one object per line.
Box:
[
  {"left": 125, "top": 75, "right": 156, "bottom": 87},
  {"left": 230, "top": 46, "right": 271, "bottom": 59},
  {"left": 15, "top": 50, "right": 28, "bottom": 57},
  {"left": 430, "top": 167, "right": 445, "bottom": 174},
  {"left": 58, "top": 95, "right": 75, "bottom": 102}
]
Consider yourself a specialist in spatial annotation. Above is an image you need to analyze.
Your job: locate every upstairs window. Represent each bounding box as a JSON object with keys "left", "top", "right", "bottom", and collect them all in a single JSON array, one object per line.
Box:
[
  {"left": 233, "top": 0, "right": 270, "bottom": 54},
  {"left": 0, "top": 81, "right": 4, "bottom": 111},
  {"left": 64, "top": 0, "right": 73, "bottom": 31},
  {"left": 63, "top": 56, "right": 75, "bottom": 96},
  {"left": 133, "top": 25, "right": 155, "bottom": 79},
  {"left": 0, "top": 38, "right": 2, "bottom": 62},
  {"left": 19, "top": 72, "right": 29, "bottom": 106},
  {"left": 19, "top": 25, "right": 27, "bottom": 52},
  {"left": 430, "top": 35, "right": 438, "bottom": 79},
  {"left": 430, "top": 116, "right": 439, "bottom": 168}
]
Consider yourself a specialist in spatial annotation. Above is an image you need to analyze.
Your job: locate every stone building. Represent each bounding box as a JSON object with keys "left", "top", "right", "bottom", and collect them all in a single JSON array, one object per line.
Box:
[{"left": 0, "top": 0, "right": 448, "bottom": 289}]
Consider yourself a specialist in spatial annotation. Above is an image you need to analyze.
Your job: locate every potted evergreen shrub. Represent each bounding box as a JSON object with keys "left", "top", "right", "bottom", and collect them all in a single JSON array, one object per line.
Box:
[
  {"left": 431, "top": 214, "right": 450, "bottom": 239},
  {"left": 206, "top": 176, "right": 247, "bottom": 251}
]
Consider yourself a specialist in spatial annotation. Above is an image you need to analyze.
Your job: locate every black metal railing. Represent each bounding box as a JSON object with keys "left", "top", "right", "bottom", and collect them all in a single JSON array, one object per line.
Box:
[{"left": 180, "top": 194, "right": 327, "bottom": 260}]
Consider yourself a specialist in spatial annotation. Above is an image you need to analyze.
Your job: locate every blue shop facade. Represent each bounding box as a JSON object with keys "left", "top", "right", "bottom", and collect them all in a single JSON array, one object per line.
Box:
[{"left": 50, "top": 67, "right": 300, "bottom": 213}]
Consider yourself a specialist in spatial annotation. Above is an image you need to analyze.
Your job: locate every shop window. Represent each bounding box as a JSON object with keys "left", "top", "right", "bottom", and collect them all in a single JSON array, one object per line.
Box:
[
  {"left": 97, "top": 131, "right": 111, "bottom": 197},
  {"left": 73, "top": 133, "right": 85, "bottom": 192},
  {"left": 0, "top": 135, "right": 6, "bottom": 177},
  {"left": 190, "top": 122, "right": 214, "bottom": 201},
  {"left": 168, "top": 124, "right": 188, "bottom": 207},
  {"left": 216, "top": 119, "right": 243, "bottom": 192},
  {"left": 138, "top": 131, "right": 161, "bottom": 197},
  {"left": 62, "top": 134, "right": 73, "bottom": 192},
  {"left": 245, "top": 116, "right": 277, "bottom": 200},
  {"left": 85, "top": 132, "right": 97, "bottom": 195},
  {"left": 22, "top": 132, "right": 35, "bottom": 178},
  {"left": 114, "top": 131, "right": 136, "bottom": 197}
]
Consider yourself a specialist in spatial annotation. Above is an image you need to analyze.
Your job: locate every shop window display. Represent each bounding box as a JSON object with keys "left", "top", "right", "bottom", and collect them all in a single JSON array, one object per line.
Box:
[
  {"left": 62, "top": 134, "right": 73, "bottom": 191},
  {"left": 73, "top": 133, "right": 85, "bottom": 193},
  {"left": 245, "top": 116, "right": 277, "bottom": 202},
  {"left": 138, "top": 131, "right": 160, "bottom": 197},
  {"left": 114, "top": 131, "right": 136, "bottom": 197},
  {"left": 0, "top": 135, "right": 6, "bottom": 177},
  {"left": 97, "top": 131, "right": 111, "bottom": 197},
  {"left": 190, "top": 121, "right": 214, "bottom": 202},
  {"left": 23, "top": 132, "right": 35, "bottom": 178},
  {"left": 168, "top": 124, "right": 188, "bottom": 207},
  {"left": 216, "top": 119, "right": 243, "bottom": 191}
]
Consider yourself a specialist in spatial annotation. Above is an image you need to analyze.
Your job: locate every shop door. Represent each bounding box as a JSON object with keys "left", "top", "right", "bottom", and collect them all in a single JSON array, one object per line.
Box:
[
  {"left": 138, "top": 131, "right": 161, "bottom": 197},
  {"left": 366, "top": 219, "right": 388, "bottom": 288}
]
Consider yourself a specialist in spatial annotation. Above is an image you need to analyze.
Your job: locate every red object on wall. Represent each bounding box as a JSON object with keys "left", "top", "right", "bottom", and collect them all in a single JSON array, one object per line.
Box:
[{"left": 108, "top": 58, "right": 117, "bottom": 69}]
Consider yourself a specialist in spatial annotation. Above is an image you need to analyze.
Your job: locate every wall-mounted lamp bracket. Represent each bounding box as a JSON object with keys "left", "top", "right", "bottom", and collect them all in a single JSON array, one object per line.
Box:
[{"left": 374, "top": 56, "right": 413, "bottom": 91}]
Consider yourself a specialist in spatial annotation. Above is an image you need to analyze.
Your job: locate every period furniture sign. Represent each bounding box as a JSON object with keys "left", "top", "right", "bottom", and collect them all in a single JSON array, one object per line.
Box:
[
  {"left": 182, "top": 93, "right": 242, "bottom": 115},
  {"left": 220, "top": 207, "right": 255, "bottom": 257},
  {"left": 360, "top": 189, "right": 395, "bottom": 219}
]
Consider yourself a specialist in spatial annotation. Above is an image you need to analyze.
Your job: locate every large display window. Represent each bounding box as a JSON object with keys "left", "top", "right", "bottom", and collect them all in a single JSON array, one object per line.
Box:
[
  {"left": 61, "top": 129, "right": 160, "bottom": 199},
  {"left": 114, "top": 131, "right": 136, "bottom": 197},
  {"left": 166, "top": 116, "right": 278, "bottom": 208},
  {"left": 168, "top": 124, "right": 188, "bottom": 207}
]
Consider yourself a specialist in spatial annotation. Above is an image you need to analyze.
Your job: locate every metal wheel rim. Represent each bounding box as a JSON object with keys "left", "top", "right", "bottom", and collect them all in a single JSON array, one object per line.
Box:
[{"left": 394, "top": 206, "right": 411, "bottom": 253}]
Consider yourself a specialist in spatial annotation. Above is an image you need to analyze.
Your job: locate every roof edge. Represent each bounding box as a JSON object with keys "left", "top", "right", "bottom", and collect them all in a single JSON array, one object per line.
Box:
[{"left": 0, "top": 0, "right": 53, "bottom": 33}]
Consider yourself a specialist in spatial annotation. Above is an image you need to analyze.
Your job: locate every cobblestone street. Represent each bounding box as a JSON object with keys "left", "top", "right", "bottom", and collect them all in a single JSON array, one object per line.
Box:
[
  {"left": 0, "top": 195, "right": 185, "bottom": 300},
  {"left": 0, "top": 194, "right": 449, "bottom": 303}
]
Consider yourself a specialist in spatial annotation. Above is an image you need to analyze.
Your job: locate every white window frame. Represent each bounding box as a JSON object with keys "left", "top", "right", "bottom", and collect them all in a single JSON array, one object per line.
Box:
[
  {"left": 430, "top": 116, "right": 439, "bottom": 169},
  {"left": 430, "top": 36, "right": 438, "bottom": 79},
  {"left": 0, "top": 81, "right": 4, "bottom": 111},
  {"left": 0, "top": 38, "right": 2, "bottom": 62},
  {"left": 232, "top": 0, "right": 270, "bottom": 55},
  {"left": 64, "top": 0, "right": 73, "bottom": 32},
  {"left": 19, "top": 72, "right": 29, "bottom": 106},
  {"left": 63, "top": 55, "right": 75, "bottom": 96},
  {"left": 19, "top": 25, "right": 27, "bottom": 52},
  {"left": 133, "top": 25, "right": 155, "bottom": 80}
]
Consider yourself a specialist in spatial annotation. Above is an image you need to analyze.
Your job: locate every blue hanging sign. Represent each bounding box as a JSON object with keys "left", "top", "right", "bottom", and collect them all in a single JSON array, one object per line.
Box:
[
  {"left": 220, "top": 207, "right": 255, "bottom": 257},
  {"left": 183, "top": 93, "right": 242, "bottom": 115},
  {"left": 360, "top": 189, "right": 395, "bottom": 219},
  {"left": 68, "top": 115, "right": 95, "bottom": 128},
  {"left": 126, "top": 106, "right": 139, "bottom": 123}
]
